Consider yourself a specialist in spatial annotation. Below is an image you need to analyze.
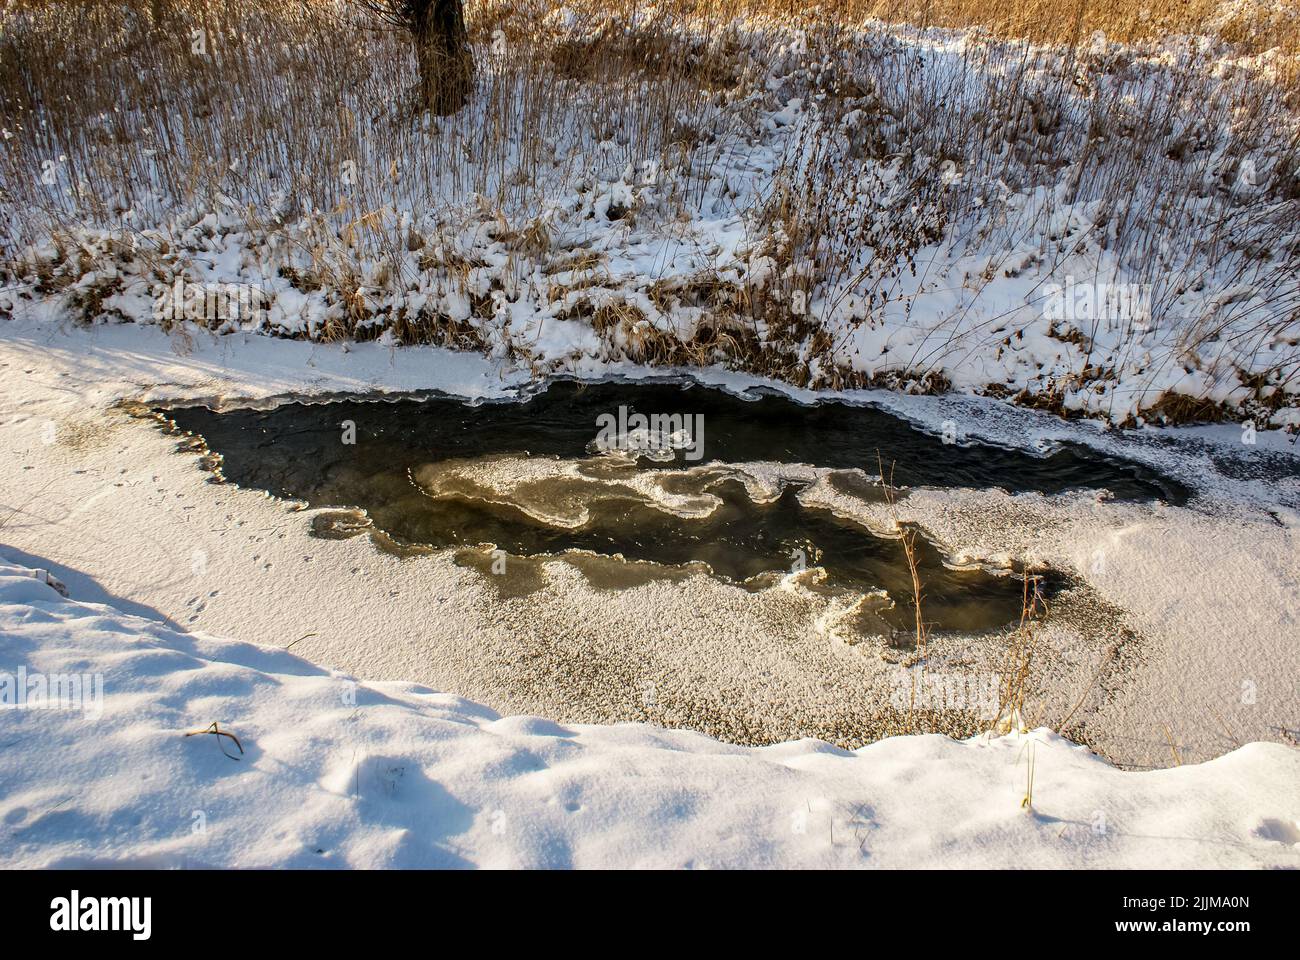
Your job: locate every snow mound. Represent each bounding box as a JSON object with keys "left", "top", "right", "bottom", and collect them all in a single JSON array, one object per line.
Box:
[{"left": 0, "top": 552, "right": 1295, "bottom": 869}]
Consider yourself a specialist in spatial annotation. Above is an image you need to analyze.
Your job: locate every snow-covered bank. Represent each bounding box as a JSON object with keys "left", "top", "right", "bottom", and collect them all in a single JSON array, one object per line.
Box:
[
  {"left": 1, "top": 552, "right": 1295, "bottom": 869},
  {"left": 3, "top": 6, "right": 1298, "bottom": 427}
]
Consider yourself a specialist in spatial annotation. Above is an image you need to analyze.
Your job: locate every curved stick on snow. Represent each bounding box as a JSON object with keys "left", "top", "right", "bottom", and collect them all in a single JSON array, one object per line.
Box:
[{"left": 185, "top": 721, "right": 245, "bottom": 761}]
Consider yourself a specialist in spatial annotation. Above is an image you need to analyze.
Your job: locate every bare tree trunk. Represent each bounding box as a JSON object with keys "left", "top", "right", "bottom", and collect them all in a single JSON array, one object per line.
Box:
[{"left": 412, "top": 0, "right": 473, "bottom": 116}]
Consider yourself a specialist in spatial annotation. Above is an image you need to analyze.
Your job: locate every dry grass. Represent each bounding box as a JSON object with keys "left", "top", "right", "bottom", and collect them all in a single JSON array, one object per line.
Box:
[
  {"left": 877, "top": 454, "right": 929, "bottom": 660},
  {"left": 994, "top": 570, "right": 1047, "bottom": 733},
  {"left": 1, "top": 0, "right": 1297, "bottom": 420}
]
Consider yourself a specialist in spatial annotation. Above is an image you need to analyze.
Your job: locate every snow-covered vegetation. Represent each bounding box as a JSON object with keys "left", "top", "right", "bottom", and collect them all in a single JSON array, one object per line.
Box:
[{"left": 2, "top": 0, "right": 1298, "bottom": 425}]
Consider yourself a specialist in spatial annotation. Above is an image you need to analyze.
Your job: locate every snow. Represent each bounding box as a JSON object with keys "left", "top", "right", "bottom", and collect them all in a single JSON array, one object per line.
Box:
[{"left": 2, "top": 551, "right": 1296, "bottom": 869}]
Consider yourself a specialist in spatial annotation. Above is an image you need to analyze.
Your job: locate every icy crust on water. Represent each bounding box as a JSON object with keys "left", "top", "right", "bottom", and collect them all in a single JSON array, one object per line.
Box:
[
  {"left": 1, "top": 553, "right": 1297, "bottom": 870},
  {"left": 322, "top": 452, "right": 1041, "bottom": 637},
  {"left": 412, "top": 454, "right": 731, "bottom": 527},
  {"left": 410, "top": 455, "right": 837, "bottom": 529},
  {"left": 408, "top": 454, "right": 1000, "bottom": 575}
]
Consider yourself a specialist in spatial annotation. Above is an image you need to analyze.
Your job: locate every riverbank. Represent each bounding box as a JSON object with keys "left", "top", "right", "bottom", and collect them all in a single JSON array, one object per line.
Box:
[{"left": 4, "top": 6, "right": 1298, "bottom": 429}]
